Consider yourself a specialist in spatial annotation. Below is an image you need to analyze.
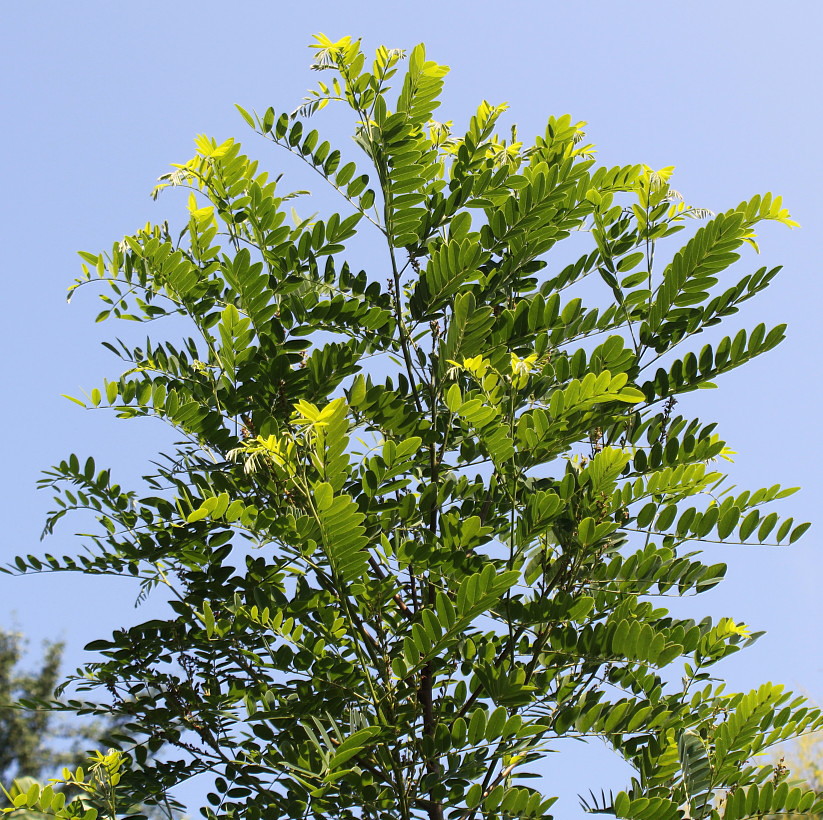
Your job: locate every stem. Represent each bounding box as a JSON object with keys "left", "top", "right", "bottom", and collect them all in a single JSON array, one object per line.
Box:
[
  {"left": 372, "top": 115, "right": 441, "bottom": 818},
  {"left": 506, "top": 379, "right": 518, "bottom": 661},
  {"left": 389, "top": 244, "right": 424, "bottom": 415},
  {"left": 420, "top": 413, "right": 444, "bottom": 820}
]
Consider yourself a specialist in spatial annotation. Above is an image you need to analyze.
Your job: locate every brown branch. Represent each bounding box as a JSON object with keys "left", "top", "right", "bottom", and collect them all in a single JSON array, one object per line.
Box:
[{"left": 418, "top": 659, "right": 443, "bottom": 820}]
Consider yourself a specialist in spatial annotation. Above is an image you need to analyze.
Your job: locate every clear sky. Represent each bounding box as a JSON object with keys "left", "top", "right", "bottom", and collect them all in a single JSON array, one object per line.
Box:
[{"left": 2, "top": 1, "right": 822, "bottom": 816}]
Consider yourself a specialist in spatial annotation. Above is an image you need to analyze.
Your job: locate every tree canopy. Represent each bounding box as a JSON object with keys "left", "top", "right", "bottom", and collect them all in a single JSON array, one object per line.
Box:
[{"left": 3, "top": 34, "right": 820, "bottom": 820}]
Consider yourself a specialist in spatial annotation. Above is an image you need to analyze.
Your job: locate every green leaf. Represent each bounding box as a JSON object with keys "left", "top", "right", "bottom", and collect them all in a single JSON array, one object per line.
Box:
[
  {"left": 314, "top": 482, "right": 334, "bottom": 511},
  {"left": 468, "top": 708, "right": 487, "bottom": 745},
  {"left": 235, "top": 104, "right": 256, "bottom": 128},
  {"left": 202, "top": 601, "right": 215, "bottom": 637},
  {"left": 445, "top": 383, "right": 462, "bottom": 412},
  {"left": 187, "top": 507, "right": 210, "bottom": 523},
  {"left": 485, "top": 706, "right": 508, "bottom": 741},
  {"left": 328, "top": 726, "right": 380, "bottom": 770}
]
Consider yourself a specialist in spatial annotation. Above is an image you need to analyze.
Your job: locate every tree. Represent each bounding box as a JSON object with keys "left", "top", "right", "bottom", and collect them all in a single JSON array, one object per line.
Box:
[
  {"left": 0, "top": 632, "right": 178, "bottom": 820},
  {"left": 4, "top": 33, "right": 822, "bottom": 820},
  {"left": 0, "top": 631, "right": 65, "bottom": 788},
  {"left": 0, "top": 630, "right": 106, "bottom": 818}
]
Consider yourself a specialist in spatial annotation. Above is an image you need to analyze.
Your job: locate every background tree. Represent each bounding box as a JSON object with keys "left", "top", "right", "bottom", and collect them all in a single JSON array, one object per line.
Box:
[
  {"left": 0, "top": 631, "right": 64, "bottom": 787},
  {"left": 763, "top": 733, "right": 823, "bottom": 820},
  {"left": 4, "top": 34, "right": 822, "bottom": 820},
  {"left": 0, "top": 630, "right": 104, "bottom": 817},
  {"left": 779, "top": 734, "right": 823, "bottom": 796}
]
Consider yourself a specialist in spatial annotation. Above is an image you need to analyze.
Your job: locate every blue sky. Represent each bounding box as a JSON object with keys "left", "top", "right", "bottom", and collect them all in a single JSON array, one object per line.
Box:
[{"left": 2, "top": 1, "right": 822, "bottom": 816}]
